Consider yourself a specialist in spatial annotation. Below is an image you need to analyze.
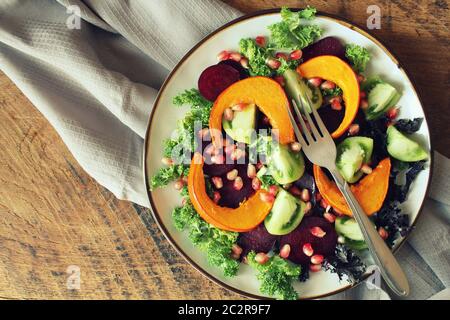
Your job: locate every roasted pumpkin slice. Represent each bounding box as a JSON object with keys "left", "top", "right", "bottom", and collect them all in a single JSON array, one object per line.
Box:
[
  {"left": 313, "top": 158, "right": 391, "bottom": 216},
  {"left": 209, "top": 76, "right": 295, "bottom": 146},
  {"left": 297, "top": 56, "right": 360, "bottom": 139},
  {"left": 188, "top": 153, "right": 273, "bottom": 232}
]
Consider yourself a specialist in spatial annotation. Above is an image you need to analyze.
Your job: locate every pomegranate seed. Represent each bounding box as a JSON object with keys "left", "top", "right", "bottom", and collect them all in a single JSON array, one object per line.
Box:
[
  {"left": 309, "top": 264, "right": 322, "bottom": 272},
  {"left": 232, "top": 244, "right": 243, "bottom": 256},
  {"left": 233, "top": 176, "right": 244, "bottom": 190},
  {"left": 320, "top": 198, "right": 329, "bottom": 209},
  {"left": 226, "top": 169, "right": 238, "bottom": 181},
  {"left": 315, "top": 193, "right": 322, "bottom": 201},
  {"left": 290, "top": 142, "right": 302, "bottom": 152},
  {"left": 304, "top": 201, "right": 312, "bottom": 215},
  {"left": 275, "top": 52, "right": 289, "bottom": 60},
  {"left": 268, "top": 185, "right": 279, "bottom": 196},
  {"left": 337, "top": 235, "right": 346, "bottom": 244},
  {"left": 240, "top": 57, "right": 249, "bottom": 69},
  {"left": 256, "top": 161, "right": 264, "bottom": 170},
  {"left": 288, "top": 185, "right": 301, "bottom": 197},
  {"left": 255, "top": 36, "right": 266, "bottom": 47},
  {"left": 348, "top": 123, "right": 360, "bottom": 136},
  {"left": 280, "top": 244, "right": 291, "bottom": 259},
  {"left": 161, "top": 157, "right": 173, "bottom": 166},
  {"left": 252, "top": 177, "right": 262, "bottom": 190},
  {"left": 302, "top": 243, "right": 314, "bottom": 257},
  {"left": 325, "top": 205, "right": 332, "bottom": 213},
  {"left": 174, "top": 179, "right": 184, "bottom": 190},
  {"left": 181, "top": 197, "right": 187, "bottom": 206},
  {"left": 217, "top": 50, "right": 230, "bottom": 61},
  {"left": 310, "top": 226, "right": 327, "bottom": 238},
  {"left": 231, "top": 252, "right": 240, "bottom": 260},
  {"left": 311, "top": 254, "right": 324, "bottom": 265},
  {"left": 308, "top": 77, "right": 323, "bottom": 87},
  {"left": 223, "top": 108, "right": 234, "bottom": 121},
  {"left": 290, "top": 49, "right": 302, "bottom": 60},
  {"left": 182, "top": 175, "right": 188, "bottom": 184},
  {"left": 224, "top": 144, "right": 236, "bottom": 155},
  {"left": 260, "top": 192, "right": 275, "bottom": 203},
  {"left": 255, "top": 252, "right": 269, "bottom": 264},
  {"left": 321, "top": 80, "right": 336, "bottom": 90},
  {"left": 211, "top": 176, "right": 223, "bottom": 189},
  {"left": 266, "top": 58, "right": 281, "bottom": 70},
  {"left": 247, "top": 164, "right": 257, "bottom": 178},
  {"left": 330, "top": 98, "right": 343, "bottom": 111},
  {"left": 231, "top": 102, "right": 247, "bottom": 111},
  {"left": 357, "top": 74, "right": 365, "bottom": 83},
  {"left": 211, "top": 154, "right": 224, "bottom": 164},
  {"left": 213, "top": 191, "right": 221, "bottom": 204},
  {"left": 378, "top": 227, "right": 389, "bottom": 240},
  {"left": 361, "top": 164, "right": 373, "bottom": 175},
  {"left": 198, "top": 127, "right": 210, "bottom": 139},
  {"left": 360, "top": 91, "right": 367, "bottom": 99},
  {"left": 360, "top": 98, "right": 369, "bottom": 110},
  {"left": 300, "top": 189, "right": 310, "bottom": 202},
  {"left": 323, "top": 212, "right": 336, "bottom": 223},
  {"left": 231, "top": 148, "right": 245, "bottom": 161},
  {"left": 387, "top": 107, "right": 399, "bottom": 120},
  {"left": 274, "top": 75, "right": 285, "bottom": 86},
  {"left": 204, "top": 144, "right": 216, "bottom": 156},
  {"left": 229, "top": 52, "right": 242, "bottom": 62}
]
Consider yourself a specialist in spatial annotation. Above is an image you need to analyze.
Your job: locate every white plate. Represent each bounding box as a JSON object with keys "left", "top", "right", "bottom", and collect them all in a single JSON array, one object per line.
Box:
[{"left": 144, "top": 10, "right": 432, "bottom": 299}]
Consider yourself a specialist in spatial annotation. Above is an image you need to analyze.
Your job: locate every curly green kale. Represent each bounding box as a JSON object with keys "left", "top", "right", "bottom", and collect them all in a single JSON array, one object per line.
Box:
[
  {"left": 173, "top": 202, "right": 239, "bottom": 277},
  {"left": 239, "top": 38, "right": 272, "bottom": 77},
  {"left": 247, "top": 251, "right": 301, "bottom": 300},
  {"left": 322, "top": 87, "right": 343, "bottom": 97},
  {"left": 150, "top": 164, "right": 188, "bottom": 190},
  {"left": 345, "top": 44, "right": 371, "bottom": 73},
  {"left": 151, "top": 89, "right": 212, "bottom": 190},
  {"left": 268, "top": 7, "right": 322, "bottom": 50}
]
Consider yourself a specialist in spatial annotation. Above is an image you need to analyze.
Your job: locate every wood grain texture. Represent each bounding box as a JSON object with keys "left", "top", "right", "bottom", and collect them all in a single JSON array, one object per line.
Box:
[{"left": 0, "top": 0, "right": 448, "bottom": 300}]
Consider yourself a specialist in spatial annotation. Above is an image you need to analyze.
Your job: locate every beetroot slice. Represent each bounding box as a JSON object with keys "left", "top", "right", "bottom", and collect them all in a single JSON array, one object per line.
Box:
[
  {"left": 302, "top": 37, "right": 346, "bottom": 62},
  {"left": 219, "top": 60, "right": 249, "bottom": 79},
  {"left": 198, "top": 64, "right": 240, "bottom": 101},
  {"left": 238, "top": 224, "right": 278, "bottom": 257},
  {"left": 215, "top": 163, "right": 255, "bottom": 209},
  {"left": 280, "top": 216, "right": 337, "bottom": 265}
]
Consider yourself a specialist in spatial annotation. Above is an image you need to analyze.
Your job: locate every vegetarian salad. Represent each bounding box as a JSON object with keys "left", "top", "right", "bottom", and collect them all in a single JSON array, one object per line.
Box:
[{"left": 150, "top": 7, "right": 429, "bottom": 300}]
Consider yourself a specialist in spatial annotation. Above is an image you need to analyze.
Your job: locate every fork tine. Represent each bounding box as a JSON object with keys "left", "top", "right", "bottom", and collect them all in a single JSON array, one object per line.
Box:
[
  {"left": 286, "top": 104, "right": 307, "bottom": 147},
  {"left": 302, "top": 99, "right": 322, "bottom": 140},
  {"left": 292, "top": 99, "right": 313, "bottom": 144},
  {"left": 306, "top": 93, "right": 329, "bottom": 138}
]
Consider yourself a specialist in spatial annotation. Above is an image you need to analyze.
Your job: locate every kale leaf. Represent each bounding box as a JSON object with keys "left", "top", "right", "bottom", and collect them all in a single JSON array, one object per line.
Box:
[
  {"left": 345, "top": 44, "right": 371, "bottom": 73},
  {"left": 239, "top": 38, "right": 272, "bottom": 77},
  {"left": 323, "top": 244, "right": 366, "bottom": 283},
  {"left": 173, "top": 201, "right": 240, "bottom": 277},
  {"left": 322, "top": 87, "right": 343, "bottom": 97},
  {"left": 247, "top": 251, "right": 301, "bottom": 300},
  {"left": 391, "top": 160, "right": 426, "bottom": 203},
  {"left": 394, "top": 118, "right": 424, "bottom": 134},
  {"left": 269, "top": 7, "right": 322, "bottom": 50},
  {"left": 374, "top": 202, "right": 410, "bottom": 248},
  {"left": 150, "top": 164, "right": 188, "bottom": 190}
]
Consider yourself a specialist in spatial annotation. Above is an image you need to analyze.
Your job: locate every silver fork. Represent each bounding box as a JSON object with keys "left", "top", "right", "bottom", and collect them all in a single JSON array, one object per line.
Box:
[{"left": 288, "top": 95, "right": 409, "bottom": 297}]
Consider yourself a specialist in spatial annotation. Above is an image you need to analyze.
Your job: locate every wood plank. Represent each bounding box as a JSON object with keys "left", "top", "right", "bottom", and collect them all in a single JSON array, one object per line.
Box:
[{"left": 0, "top": 0, "right": 448, "bottom": 299}]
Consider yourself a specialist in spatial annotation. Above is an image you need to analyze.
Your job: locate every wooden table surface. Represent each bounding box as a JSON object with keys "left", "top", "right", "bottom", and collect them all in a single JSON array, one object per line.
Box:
[{"left": 0, "top": 0, "right": 448, "bottom": 300}]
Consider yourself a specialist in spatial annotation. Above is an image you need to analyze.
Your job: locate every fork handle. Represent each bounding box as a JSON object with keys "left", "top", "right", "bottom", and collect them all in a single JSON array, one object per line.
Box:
[{"left": 329, "top": 168, "right": 410, "bottom": 297}]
